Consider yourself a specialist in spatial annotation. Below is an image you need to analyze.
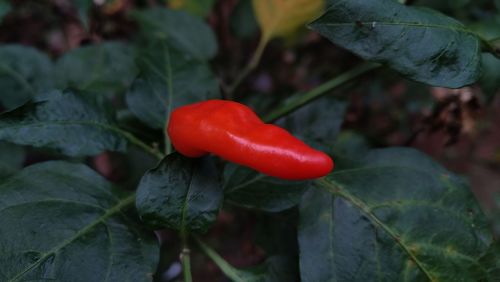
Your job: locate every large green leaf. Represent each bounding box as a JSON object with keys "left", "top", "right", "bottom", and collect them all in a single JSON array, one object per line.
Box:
[
  {"left": 0, "top": 161, "right": 158, "bottom": 282},
  {"left": 0, "top": 90, "right": 128, "bottom": 156},
  {"left": 0, "top": 45, "right": 53, "bottom": 110},
  {"left": 311, "top": 0, "right": 483, "bottom": 88},
  {"left": 55, "top": 42, "right": 138, "bottom": 93},
  {"left": 299, "top": 148, "right": 493, "bottom": 281},
  {"left": 0, "top": 141, "right": 25, "bottom": 179},
  {"left": 126, "top": 40, "right": 219, "bottom": 129},
  {"left": 136, "top": 153, "right": 223, "bottom": 233},
  {"left": 131, "top": 8, "right": 218, "bottom": 60},
  {"left": 224, "top": 164, "right": 309, "bottom": 212}
]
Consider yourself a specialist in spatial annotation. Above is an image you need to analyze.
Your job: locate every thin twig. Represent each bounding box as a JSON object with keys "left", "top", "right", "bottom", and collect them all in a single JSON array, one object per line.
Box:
[
  {"left": 225, "top": 36, "right": 269, "bottom": 99},
  {"left": 194, "top": 236, "right": 245, "bottom": 282},
  {"left": 262, "top": 62, "right": 381, "bottom": 123}
]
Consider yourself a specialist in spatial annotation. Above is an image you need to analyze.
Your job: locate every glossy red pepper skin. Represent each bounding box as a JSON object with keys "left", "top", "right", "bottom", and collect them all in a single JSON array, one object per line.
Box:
[{"left": 167, "top": 100, "right": 334, "bottom": 180}]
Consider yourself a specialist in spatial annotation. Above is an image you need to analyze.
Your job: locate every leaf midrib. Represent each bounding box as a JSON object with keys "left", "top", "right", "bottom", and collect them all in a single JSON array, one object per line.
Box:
[
  {"left": 0, "top": 64, "right": 36, "bottom": 95},
  {"left": 180, "top": 164, "right": 195, "bottom": 236},
  {"left": 0, "top": 119, "right": 128, "bottom": 142},
  {"left": 315, "top": 21, "right": 479, "bottom": 39},
  {"left": 7, "top": 194, "right": 136, "bottom": 282}
]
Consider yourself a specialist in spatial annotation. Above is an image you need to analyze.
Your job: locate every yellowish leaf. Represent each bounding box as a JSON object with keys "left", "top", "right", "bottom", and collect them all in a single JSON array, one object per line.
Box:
[
  {"left": 167, "top": 0, "right": 215, "bottom": 17},
  {"left": 169, "top": 0, "right": 184, "bottom": 9},
  {"left": 252, "top": 0, "right": 324, "bottom": 41}
]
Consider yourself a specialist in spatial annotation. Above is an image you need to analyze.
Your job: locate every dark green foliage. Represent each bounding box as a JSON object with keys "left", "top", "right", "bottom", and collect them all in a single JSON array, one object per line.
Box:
[
  {"left": 0, "top": 161, "right": 158, "bottom": 281},
  {"left": 299, "top": 148, "right": 493, "bottom": 281},
  {"left": 136, "top": 154, "right": 223, "bottom": 233},
  {"left": 0, "top": 141, "right": 25, "bottom": 179},
  {"left": 0, "top": 45, "right": 53, "bottom": 110},
  {"left": 131, "top": 8, "right": 218, "bottom": 61},
  {"left": 224, "top": 164, "right": 310, "bottom": 212},
  {"left": 126, "top": 40, "right": 219, "bottom": 129},
  {"left": 55, "top": 42, "right": 138, "bottom": 93},
  {"left": 311, "top": 0, "right": 484, "bottom": 88},
  {"left": 0, "top": 2, "right": 498, "bottom": 281},
  {"left": 0, "top": 90, "right": 128, "bottom": 156},
  {"left": 278, "top": 97, "right": 347, "bottom": 142}
]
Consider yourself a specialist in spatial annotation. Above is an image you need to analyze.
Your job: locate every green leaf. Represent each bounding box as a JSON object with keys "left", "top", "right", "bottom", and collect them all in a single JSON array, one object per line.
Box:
[
  {"left": 299, "top": 147, "right": 493, "bottom": 281},
  {"left": 55, "top": 42, "right": 138, "bottom": 93},
  {"left": 481, "top": 53, "right": 500, "bottom": 97},
  {"left": 0, "top": 161, "right": 158, "bottom": 281},
  {"left": 224, "top": 164, "right": 309, "bottom": 212},
  {"left": 0, "top": 0, "right": 11, "bottom": 23},
  {"left": 0, "top": 141, "right": 25, "bottom": 179},
  {"left": 470, "top": 18, "right": 500, "bottom": 97},
  {"left": 131, "top": 8, "right": 218, "bottom": 60},
  {"left": 136, "top": 153, "right": 223, "bottom": 233},
  {"left": 478, "top": 242, "right": 500, "bottom": 279},
  {"left": 0, "top": 90, "right": 128, "bottom": 156},
  {"left": 277, "top": 97, "right": 347, "bottom": 143},
  {"left": 126, "top": 40, "right": 219, "bottom": 129},
  {"left": 311, "top": 0, "right": 483, "bottom": 88},
  {"left": 0, "top": 45, "right": 54, "bottom": 111}
]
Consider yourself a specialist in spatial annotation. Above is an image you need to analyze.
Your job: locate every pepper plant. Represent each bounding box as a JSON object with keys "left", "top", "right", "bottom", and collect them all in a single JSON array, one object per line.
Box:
[{"left": 0, "top": 0, "right": 499, "bottom": 281}]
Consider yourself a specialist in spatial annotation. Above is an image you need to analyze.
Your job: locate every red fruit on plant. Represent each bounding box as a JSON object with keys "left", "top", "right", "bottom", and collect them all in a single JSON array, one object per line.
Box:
[{"left": 167, "top": 100, "right": 334, "bottom": 180}]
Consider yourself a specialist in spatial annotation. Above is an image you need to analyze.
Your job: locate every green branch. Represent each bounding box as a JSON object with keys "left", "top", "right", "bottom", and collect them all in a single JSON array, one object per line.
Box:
[
  {"left": 263, "top": 62, "right": 380, "bottom": 123},
  {"left": 118, "top": 129, "right": 163, "bottom": 160},
  {"left": 194, "top": 237, "right": 245, "bottom": 282},
  {"left": 225, "top": 36, "right": 269, "bottom": 98},
  {"left": 181, "top": 242, "right": 193, "bottom": 282}
]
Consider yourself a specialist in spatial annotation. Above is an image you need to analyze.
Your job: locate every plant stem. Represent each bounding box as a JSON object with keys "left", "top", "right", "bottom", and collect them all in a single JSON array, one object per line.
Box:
[
  {"left": 118, "top": 129, "right": 164, "bottom": 160},
  {"left": 226, "top": 36, "right": 269, "bottom": 98},
  {"left": 262, "top": 62, "right": 380, "bottom": 122},
  {"left": 194, "top": 237, "right": 245, "bottom": 282},
  {"left": 181, "top": 247, "right": 192, "bottom": 282},
  {"left": 180, "top": 228, "right": 193, "bottom": 282}
]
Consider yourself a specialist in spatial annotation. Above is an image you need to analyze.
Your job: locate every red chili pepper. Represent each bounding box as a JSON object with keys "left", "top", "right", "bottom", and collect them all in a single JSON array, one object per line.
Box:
[{"left": 167, "top": 100, "right": 334, "bottom": 180}]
